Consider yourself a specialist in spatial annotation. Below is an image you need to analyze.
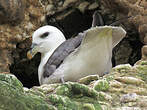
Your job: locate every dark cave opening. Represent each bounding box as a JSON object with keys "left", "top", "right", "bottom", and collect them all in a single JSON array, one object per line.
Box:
[
  {"left": 9, "top": 9, "right": 143, "bottom": 88},
  {"left": 46, "top": 9, "right": 95, "bottom": 38},
  {"left": 10, "top": 48, "right": 40, "bottom": 88}
]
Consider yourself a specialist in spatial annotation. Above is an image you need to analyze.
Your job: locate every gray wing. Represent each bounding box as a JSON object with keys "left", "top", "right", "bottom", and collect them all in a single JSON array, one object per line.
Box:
[
  {"left": 43, "top": 33, "right": 83, "bottom": 77},
  {"left": 43, "top": 11, "right": 104, "bottom": 78}
]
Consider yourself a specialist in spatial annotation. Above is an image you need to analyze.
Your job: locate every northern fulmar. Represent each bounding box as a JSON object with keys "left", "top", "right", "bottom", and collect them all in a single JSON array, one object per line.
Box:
[{"left": 27, "top": 12, "right": 126, "bottom": 85}]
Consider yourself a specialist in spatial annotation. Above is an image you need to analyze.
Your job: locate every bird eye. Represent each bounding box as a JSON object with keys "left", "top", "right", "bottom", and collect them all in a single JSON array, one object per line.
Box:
[{"left": 40, "top": 32, "right": 49, "bottom": 38}]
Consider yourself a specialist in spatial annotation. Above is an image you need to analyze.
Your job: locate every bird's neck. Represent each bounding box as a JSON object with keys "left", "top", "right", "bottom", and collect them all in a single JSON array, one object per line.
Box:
[
  {"left": 38, "top": 51, "right": 54, "bottom": 84},
  {"left": 41, "top": 52, "right": 53, "bottom": 65},
  {"left": 38, "top": 40, "right": 65, "bottom": 84},
  {"left": 40, "top": 46, "right": 58, "bottom": 68}
]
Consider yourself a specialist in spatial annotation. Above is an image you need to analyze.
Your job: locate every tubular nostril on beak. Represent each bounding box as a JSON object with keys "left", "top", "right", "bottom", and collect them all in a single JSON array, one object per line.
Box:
[{"left": 27, "top": 43, "right": 39, "bottom": 60}]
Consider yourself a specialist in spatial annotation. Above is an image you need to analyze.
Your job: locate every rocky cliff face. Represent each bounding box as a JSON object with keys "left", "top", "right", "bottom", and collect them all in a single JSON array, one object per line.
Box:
[
  {"left": 0, "top": 0, "right": 147, "bottom": 109},
  {"left": 101, "top": 0, "right": 147, "bottom": 44},
  {"left": 0, "top": 0, "right": 44, "bottom": 73},
  {"left": 0, "top": 60, "right": 147, "bottom": 110}
]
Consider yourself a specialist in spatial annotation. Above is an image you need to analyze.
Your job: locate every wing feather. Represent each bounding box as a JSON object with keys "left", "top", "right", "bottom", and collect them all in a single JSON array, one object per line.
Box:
[{"left": 43, "top": 33, "right": 83, "bottom": 77}]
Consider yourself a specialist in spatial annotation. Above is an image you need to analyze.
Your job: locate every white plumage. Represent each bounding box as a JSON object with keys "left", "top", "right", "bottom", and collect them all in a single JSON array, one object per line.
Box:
[{"left": 27, "top": 25, "right": 126, "bottom": 85}]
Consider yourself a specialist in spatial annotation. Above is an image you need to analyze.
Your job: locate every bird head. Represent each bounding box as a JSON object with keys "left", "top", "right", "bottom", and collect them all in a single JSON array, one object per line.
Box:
[{"left": 27, "top": 25, "right": 66, "bottom": 59}]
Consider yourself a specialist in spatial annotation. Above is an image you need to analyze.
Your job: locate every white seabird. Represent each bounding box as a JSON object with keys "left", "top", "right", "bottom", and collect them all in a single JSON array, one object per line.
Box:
[{"left": 27, "top": 14, "right": 126, "bottom": 85}]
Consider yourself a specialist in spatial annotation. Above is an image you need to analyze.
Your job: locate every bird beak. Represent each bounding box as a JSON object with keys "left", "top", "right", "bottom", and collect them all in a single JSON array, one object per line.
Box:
[{"left": 27, "top": 43, "right": 39, "bottom": 60}]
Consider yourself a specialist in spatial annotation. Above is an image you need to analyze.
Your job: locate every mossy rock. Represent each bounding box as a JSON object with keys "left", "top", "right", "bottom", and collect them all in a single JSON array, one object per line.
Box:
[
  {"left": 135, "top": 61, "right": 147, "bottom": 83},
  {"left": 0, "top": 74, "right": 50, "bottom": 110},
  {"left": 93, "top": 79, "right": 109, "bottom": 92},
  {"left": 0, "top": 60, "right": 147, "bottom": 110},
  {"left": 0, "top": 74, "right": 102, "bottom": 110}
]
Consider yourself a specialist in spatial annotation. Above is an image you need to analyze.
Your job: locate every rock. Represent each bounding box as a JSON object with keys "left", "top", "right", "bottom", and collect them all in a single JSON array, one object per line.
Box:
[
  {"left": 112, "top": 64, "right": 132, "bottom": 73},
  {"left": 142, "top": 45, "right": 147, "bottom": 60},
  {"left": 139, "top": 24, "right": 147, "bottom": 44},
  {"left": 134, "top": 61, "right": 147, "bottom": 84},
  {"left": 63, "top": 0, "right": 78, "bottom": 8},
  {"left": 0, "top": 49, "right": 13, "bottom": 72},
  {"left": 93, "top": 79, "right": 110, "bottom": 92},
  {"left": 144, "top": 34, "right": 147, "bottom": 44},
  {"left": 78, "top": 75, "right": 99, "bottom": 85},
  {"left": 101, "top": 0, "right": 147, "bottom": 44},
  {"left": 114, "top": 40, "right": 133, "bottom": 65},
  {"left": 136, "top": 45, "right": 147, "bottom": 64},
  {"left": 120, "top": 93, "right": 138, "bottom": 103},
  {"left": 115, "top": 77, "right": 144, "bottom": 85},
  {"left": 45, "top": 4, "right": 54, "bottom": 12},
  {"left": 0, "top": 0, "right": 25, "bottom": 25},
  {"left": 99, "top": 0, "right": 145, "bottom": 66},
  {"left": 109, "top": 80, "right": 123, "bottom": 88},
  {"left": 78, "top": 2, "right": 90, "bottom": 13},
  {"left": 0, "top": 0, "right": 45, "bottom": 72},
  {"left": 0, "top": 60, "right": 147, "bottom": 109},
  {"left": 0, "top": 74, "right": 103, "bottom": 110},
  {"left": 0, "top": 73, "right": 51, "bottom": 110},
  {"left": 88, "top": 2, "right": 99, "bottom": 10},
  {"left": 83, "top": 103, "right": 96, "bottom": 110}
]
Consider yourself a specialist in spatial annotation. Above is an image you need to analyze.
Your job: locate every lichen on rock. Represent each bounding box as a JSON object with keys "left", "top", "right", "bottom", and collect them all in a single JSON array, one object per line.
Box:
[
  {"left": 93, "top": 79, "right": 110, "bottom": 92},
  {"left": 0, "top": 73, "right": 50, "bottom": 110},
  {"left": 0, "top": 59, "right": 147, "bottom": 109}
]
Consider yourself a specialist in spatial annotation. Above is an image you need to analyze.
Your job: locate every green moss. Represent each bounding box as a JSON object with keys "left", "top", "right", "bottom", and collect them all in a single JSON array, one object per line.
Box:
[
  {"left": 0, "top": 94, "right": 51, "bottom": 110},
  {"left": 97, "top": 92, "right": 106, "bottom": 101},
  {"left": 26, "top": 89, "right": 46, "bottom": 98},
  {"left": 0, "top": 73, "right": 23, "bottom": 91},
  {"left": 138, "top": 61, "right": 147, "bottom": 65},
  {"left": 0, "top": 84, "right": 50, "bottom": 110},
  {"left": 31, "top": 84, "right": 59, "bottom": 95},
  {"left": 47, "top": 94, "right": 78, "bottom": 110},
  {"left": 0, "top": 74, "right": 50, "bottom": 110},
  {"left": 67, "top": 82, "right": 99, "bottom": 99},
  {"left": 136, "top": 65, "right": 147, "bottom": 83},
  {"left": 55, "top": 84, "right": 72, "bottom": 96},
  {"left": 112, "top": 64, "right": 132, "bottom": 74},
  {"left": 93, "top": 104, "right": 102, "bottom": 110},
  {"left": 72, "top": 96, "right": 102, "bottom": 110},
  {"left": 105, "top": 75, "right": 114, "bottom": 82},
  {"left": 94, "top": 79, "right": 109, "bottom": 92},
  {"left": 47, "top": 82, "right": 102, "bottom": 110},
  {"left": 83, "top": 103, "right": 95, "bottom": 110}
]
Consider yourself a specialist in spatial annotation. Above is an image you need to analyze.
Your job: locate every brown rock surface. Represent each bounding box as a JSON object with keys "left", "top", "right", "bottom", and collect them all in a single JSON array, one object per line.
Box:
[
  {"left": 101, "top": 0, "right": 147, "bottom": 44},
  {"left": 0, "top": 50, "right": 12, "bottom": 72},
  {"left": 0, "top": 0, "right": 25, "bottom": 25},
  {"left": 139, "top": 24, "right": 147, "bottom": 44},
  {"left": 0, "top": 0, "right": 44, "bottom": 72},
  {"left": 142, "top": 45, "right": 147, "bottom": 60}
]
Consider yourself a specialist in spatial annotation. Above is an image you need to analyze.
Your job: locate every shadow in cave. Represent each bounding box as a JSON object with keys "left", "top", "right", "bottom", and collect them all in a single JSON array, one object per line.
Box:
[
  {"left": 10, "top": 47, "right": 40, "bottom": 88},
  {"left": 46, "top": 9, "right": 96, "bottom": 38}
]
